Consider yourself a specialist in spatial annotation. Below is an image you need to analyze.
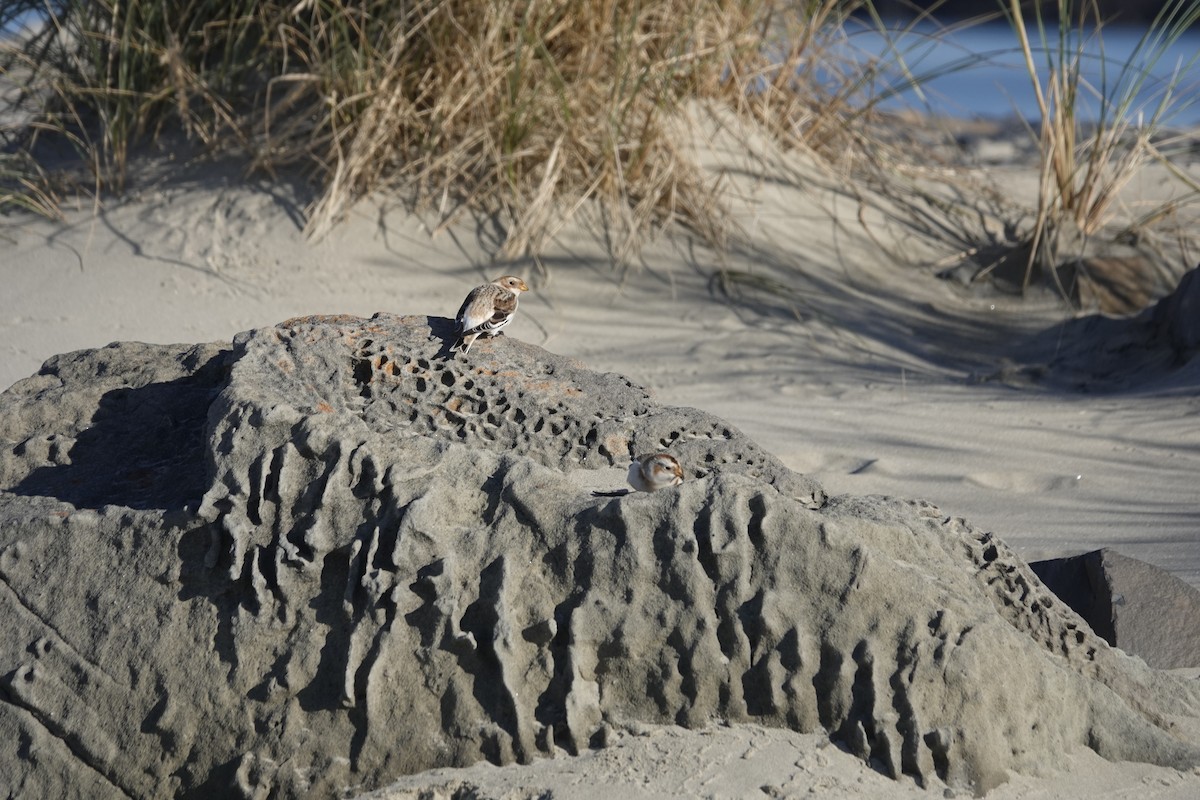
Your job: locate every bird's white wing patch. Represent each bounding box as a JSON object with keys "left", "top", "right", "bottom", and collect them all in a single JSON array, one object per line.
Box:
[{"left": 457, "top": 286, "right": 497, "bottom": 333}]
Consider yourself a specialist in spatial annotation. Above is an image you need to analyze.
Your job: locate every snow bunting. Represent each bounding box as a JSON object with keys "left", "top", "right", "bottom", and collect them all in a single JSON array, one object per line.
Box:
[
  {"left": 627, "top": 453, "right": 685, "bottom": 492},
  {"left": 451, "top": 275, "right": 530, "bottom": 353}
]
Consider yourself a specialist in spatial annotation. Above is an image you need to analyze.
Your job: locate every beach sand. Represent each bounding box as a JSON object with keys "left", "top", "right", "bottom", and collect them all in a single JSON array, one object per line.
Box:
[{"left": 2, "top": 126, "right": 1199, "bottom": 797}]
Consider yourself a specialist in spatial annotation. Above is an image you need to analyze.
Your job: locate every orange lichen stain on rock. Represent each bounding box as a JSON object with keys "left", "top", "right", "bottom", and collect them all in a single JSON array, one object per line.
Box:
[
  {"left": 522, "top": 379, "right": 583, "bottom": 396},
  {"left": 601, "top": 433, "right": 628, "bottom": 456},
  {"left": 315, "top": 402, "right": 335, "bottom": 414},
  {"left": 360, "top": 323, "right": 389, "bottom": 337}
]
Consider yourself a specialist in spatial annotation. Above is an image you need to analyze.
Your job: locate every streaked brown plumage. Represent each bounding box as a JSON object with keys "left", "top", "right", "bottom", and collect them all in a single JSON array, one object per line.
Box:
[{"left": 451, "top": 275, "right": 529, "bottom": 353}]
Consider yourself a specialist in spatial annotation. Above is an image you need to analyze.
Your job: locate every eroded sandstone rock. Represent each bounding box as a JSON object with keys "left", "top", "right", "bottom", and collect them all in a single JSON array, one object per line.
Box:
[{"left": 1, "top": 314, "right": 1198, "bottom": 799}]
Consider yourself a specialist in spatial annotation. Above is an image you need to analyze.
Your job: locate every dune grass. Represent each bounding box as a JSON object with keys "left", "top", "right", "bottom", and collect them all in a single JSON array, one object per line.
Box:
[
  {"left": 1005, "top": 0, "right": 1200, "bottom": 294},
  {"left": 3, "top": 0, "right": 1197, "bottom": 305},
  {"left": 1, "top": 0, "right": 912, "bottom": 261}
]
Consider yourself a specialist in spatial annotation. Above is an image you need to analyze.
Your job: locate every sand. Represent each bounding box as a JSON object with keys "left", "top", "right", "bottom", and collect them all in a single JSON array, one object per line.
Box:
[{"left": 2, "top": 125, "right": 1200, "bottom": 797}]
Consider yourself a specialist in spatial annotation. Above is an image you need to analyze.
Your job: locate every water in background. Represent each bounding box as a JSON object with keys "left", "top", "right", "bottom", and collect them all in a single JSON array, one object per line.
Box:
[
  {"left": 3, "top": 12, "right": 1197, "bottom": 126},
  {"left": 837, "top": 20, "right": 1200, "bottom": 125}
]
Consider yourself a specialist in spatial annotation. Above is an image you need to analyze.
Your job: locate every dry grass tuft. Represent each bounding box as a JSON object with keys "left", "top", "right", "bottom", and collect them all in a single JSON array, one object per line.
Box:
[
  {"left": 8, "top": 0, "right": 1192, "bottom": 304},
  {"left": 1006, "top": 0, "right": 1200, "bottom": 295},
  {"left": 2, "top": 0, "right": 897, "bottom": 261}
]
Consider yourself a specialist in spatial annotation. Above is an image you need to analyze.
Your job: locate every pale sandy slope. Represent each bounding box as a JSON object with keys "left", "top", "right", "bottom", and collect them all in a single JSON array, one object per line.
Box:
[
  {"left": 364, "top": 723, "right": 1200, "bottom": 800},
  {"left": 2, "top": 135, "right": 1200, "bottom": 797}
]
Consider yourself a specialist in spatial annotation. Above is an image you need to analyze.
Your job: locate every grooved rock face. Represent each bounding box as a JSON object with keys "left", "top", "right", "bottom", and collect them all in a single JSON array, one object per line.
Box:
[{"left": 1, "top": 314, "right": 1199, "bottom": 799}]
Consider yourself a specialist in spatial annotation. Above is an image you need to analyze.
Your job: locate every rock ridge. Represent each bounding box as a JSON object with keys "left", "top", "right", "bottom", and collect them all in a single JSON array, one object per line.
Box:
[{"left": 1, "top": 313, "right": 1198, "bottom": 799}]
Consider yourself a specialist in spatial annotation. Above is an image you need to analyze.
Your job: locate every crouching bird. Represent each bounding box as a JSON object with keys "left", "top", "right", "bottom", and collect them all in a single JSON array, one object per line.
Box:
[{"left": 627, "top": 453, "right": 684, "bottom": 492}]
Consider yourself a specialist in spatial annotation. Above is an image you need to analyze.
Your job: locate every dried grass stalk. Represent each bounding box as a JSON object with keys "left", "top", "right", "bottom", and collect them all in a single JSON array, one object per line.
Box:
[{"left": 2, "top": 0, "right": 876, "bottom": 260}]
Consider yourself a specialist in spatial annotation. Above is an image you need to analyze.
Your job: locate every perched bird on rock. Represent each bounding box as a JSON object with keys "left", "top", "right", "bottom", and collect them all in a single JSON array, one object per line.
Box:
[
  {"left": 451, "top": 275, "right": 529, "bottom": 353},
  {"left": 627, "top": 453, "right": 684, "bottom": 492}
]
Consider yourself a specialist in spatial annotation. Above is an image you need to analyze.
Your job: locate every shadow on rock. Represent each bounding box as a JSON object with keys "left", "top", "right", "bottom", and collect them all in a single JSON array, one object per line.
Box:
[{"left": 11, "top": 351, "right": 227, "bottom": 511}]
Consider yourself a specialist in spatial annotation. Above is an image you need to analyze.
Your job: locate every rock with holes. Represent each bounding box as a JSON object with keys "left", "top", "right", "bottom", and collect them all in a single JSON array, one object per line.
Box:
[{"left": 1, "top": 313, "right": 1199, "bottom": 799}]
